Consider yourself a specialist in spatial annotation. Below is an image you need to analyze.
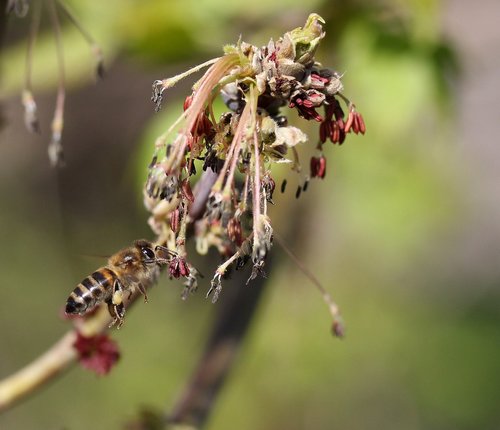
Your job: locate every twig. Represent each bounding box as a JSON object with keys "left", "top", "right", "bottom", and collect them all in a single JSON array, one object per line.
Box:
[
  {"left": 273, "top": 231, "right": 344, "bottom": 337},
  {"left": 0, "top": 332, "right": 77, "bottom": 411},
  {"left": 55, "top": 0, "right": 104, "bottom": 78},
  {"left": 47, "top": 0, "right": 65, "bottom": 167}
]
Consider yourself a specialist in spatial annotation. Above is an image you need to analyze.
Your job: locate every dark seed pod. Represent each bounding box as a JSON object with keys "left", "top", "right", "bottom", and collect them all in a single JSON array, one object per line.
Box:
[{"left": 281, "top": 179, "right": 287, "bottom": 193}]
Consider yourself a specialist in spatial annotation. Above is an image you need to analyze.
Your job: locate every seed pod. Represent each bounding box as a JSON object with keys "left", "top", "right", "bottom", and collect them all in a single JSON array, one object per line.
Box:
[
  {"left": 317, "top": 156, "right": 326, "bottom": 179},
  {"left": 319, "top": 121, "right": 327, "bottom": 143},
  {"left": 170, "top": 208, "right": 180, "bottom": 233},
  {"left": 181, "top": 179, "right": 194, "bottom": 202},
  {"left": 357, "top": 112, "right": 366, "bottom": 135},
  {"left": 310, "top": 156, "right": 319, "bottom": 177},
  {"left": 344, "top": 110, "right": 354, "bottom": 133},
  {"left": 281, "top": 179, "right": 287, "bottom": 193}
]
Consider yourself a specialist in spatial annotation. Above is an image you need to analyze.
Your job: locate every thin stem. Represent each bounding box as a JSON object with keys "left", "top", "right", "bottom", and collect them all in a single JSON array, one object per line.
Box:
[
  {"left": 55, "top": 0, "right": 103, "bottom": 76},
  {"left": 273, "top": 231, "right": 344, "bottom": 336},
  {"left": 21, "top": 0, "right": 41, "bottom": 134},
  {"left": 216, "top": 233, "right": 253, "bottom": 276},
  {"left": 252, "top": 128, "right": 262, "bottom": 253},
  {"left": 161, "top": 57, "right": 220, "bottom": 90},
  {"left": 47, "top": 0, "right": 65, "bottom": 167},
  {"left": 25, "top": 0, "right": 41, "bottom": 91}
]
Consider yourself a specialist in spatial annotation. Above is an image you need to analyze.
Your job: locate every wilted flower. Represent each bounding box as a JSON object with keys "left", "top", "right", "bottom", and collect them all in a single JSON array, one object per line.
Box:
[
  {"left": 146, "top": 14, "right": 366, "bottom": 304},
  {"left": 73, "top": 332, "right": 120, "bottom": 375}
]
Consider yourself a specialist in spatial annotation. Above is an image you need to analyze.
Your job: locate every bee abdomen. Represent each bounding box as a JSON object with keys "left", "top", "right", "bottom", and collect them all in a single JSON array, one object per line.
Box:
[{"left": 65, "top": 268, "right": 116, "bottom": 315}]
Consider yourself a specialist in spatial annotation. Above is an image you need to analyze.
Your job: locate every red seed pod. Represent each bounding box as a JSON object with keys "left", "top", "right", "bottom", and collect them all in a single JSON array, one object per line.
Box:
[
  {"left": 317, "top": 155, "right": 327, "bottom": 179},
  {"left": 179, "top": 258, "right": 190, "bottom": 277},
  {"left": 324, "top": 103, "right": 335, "bottom": 121},
  {"left": 310, "top": 156, "right": 319, "bottom": 177},
  {"left": 357, "top": 112, "right": 366, "bottom": 135},
  {"left": 170, "top": 208, "right": 180, "bottom": 233},
  {"left": 181, "top": 179, "right": 194, "bottom": 202},
  {"left": 168, "top": 256, "right": 190, "bottom": 278},
  {"left": 344, "top": 110, "right": 354, "bottom": 133},
  {"left": 336, "top": 117, "right": 345, "bottom": 131},
  {"left": 331, "top": 122, "right": 340, "bottom": 143},
  {"left": 352, "top": 113, "right": 360, "bottom": 134},
  {"left": 319, "top": 121, "right": 327, "bottom": 143},
  {"left": 183, "top": 94, "right": 193, "bottom": 111},
  {"left": 338, "top": 128, "right": 346, "bottom": 145},
  {"left": 201, "top": 115, "right": 214, "bottom": 135}
]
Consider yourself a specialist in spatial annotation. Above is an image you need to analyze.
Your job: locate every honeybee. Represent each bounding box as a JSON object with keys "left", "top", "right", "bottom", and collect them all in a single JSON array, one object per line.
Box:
[{"left": 65, "top": 240, "right": 173, "bottom": 328}]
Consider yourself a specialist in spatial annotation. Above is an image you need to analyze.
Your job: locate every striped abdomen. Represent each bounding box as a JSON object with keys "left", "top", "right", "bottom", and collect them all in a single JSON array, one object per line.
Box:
[{"left": 65, "top": 268, "right": 117, "bottom": 315}]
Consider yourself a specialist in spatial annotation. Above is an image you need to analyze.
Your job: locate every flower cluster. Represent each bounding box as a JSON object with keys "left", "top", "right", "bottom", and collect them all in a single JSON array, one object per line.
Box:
[
  {"left": 73, "top": 332, "right": 120, "bottom": 375},
  {"left": 147, "top": 14, "right": 365, "bottom": 302}
]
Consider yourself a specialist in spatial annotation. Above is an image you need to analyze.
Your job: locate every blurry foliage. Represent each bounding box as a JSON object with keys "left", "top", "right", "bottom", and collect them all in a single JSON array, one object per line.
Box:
[{"left": 1, "top": 1, "right": 499, "bottom": 430}]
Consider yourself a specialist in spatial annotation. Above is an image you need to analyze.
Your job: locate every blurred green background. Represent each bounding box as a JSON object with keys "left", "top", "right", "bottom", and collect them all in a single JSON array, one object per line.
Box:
[{"left": 1, "top": 0, "right": 499, "bottom": 429}]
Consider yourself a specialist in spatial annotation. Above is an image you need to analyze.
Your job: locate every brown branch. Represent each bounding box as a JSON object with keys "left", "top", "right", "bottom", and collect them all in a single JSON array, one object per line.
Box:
[{"left": 168, "top": 264, "right": 268, "bottom": 428}]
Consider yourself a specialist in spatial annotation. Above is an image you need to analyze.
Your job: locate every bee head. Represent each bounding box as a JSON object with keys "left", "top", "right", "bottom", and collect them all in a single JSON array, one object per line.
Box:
[{"left": 134, "top": 240, "right": 156, "bottom": 264}]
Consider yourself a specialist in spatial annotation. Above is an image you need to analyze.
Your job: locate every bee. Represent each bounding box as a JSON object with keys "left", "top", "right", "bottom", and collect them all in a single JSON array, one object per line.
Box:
[{"left": 65, "top": 240, "right": 174, "bottom": 328}]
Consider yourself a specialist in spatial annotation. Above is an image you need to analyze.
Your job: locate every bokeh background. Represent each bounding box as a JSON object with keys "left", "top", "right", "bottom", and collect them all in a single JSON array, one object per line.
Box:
[{"left": 1, "top": 0, "right": 499, "bottom": 429}]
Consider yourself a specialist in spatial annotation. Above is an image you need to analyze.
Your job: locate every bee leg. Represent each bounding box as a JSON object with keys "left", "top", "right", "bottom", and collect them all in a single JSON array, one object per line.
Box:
[
  {"left": 137, "top": 282, "right": 148, "bottom": 303},
  {"left": 108, "top": 280, "right": 126, "bottom": 328},
  {"left": 124, "top": 274, "right": 148, "bottom": 303},
  {"left": 107, "top": 301, "right": 125, "bottom": 328}
]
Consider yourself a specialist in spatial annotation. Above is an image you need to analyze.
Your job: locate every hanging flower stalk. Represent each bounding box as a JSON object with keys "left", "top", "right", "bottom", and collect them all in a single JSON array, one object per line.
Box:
[
  {"left": 8, "top": 0, "right": 104, "bottom": 167},
  {"left": 147, "top": 14, "right": 366, "bottom": 327}
]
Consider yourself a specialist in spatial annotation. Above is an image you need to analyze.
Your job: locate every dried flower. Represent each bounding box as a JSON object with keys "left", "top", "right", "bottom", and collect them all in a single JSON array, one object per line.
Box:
[
  {"left": 73, "top": 332, "right": 120, "bottom": 375},
  {"left": 146, "top": 14, "right": 366, "bottom": 304}
]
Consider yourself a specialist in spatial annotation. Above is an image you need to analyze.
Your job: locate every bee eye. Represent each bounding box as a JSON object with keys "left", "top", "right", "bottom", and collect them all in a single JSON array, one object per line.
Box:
[{"left": 141, "top": 247, "right": 155, "bottom": 260}]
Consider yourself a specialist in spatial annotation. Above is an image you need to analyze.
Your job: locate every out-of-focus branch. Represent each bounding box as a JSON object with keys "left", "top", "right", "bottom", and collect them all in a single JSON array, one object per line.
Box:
[
  {"left": 168, "top": 262, "right": 268, "bottom": 428},
  {"left": 0, "top": 171, "right": 217, "bottom": 413},
  {"left": 0, "top": 332, "right": 77, "bottom": 411},
  {"left": 0, "top": 299, "right": 119, "bottom": 412}
]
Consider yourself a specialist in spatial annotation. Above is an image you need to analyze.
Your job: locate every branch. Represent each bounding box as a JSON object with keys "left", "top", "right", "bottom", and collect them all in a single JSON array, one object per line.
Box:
[{"left": 168, "top": 263, "right": 268, "bottom": 428}]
